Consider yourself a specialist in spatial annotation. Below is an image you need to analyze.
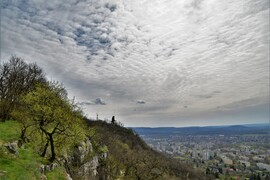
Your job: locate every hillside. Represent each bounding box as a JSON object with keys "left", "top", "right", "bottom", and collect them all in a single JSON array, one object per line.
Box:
[
  {"left": 85, "top": 119, "right": 209, "bottom": 179},
  {"left": 0, "top": 119, "right": 211, "bottom": 179},
  {"left": 132, "top": 124, "right": 270, "bottom": 137},
  {"left": 0, "top": 120, "right": 67, "bottom": 179}
]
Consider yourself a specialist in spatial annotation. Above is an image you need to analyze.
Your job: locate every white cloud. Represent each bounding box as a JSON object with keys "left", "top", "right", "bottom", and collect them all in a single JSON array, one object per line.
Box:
[{"left": 1, "top": 0, "right": 269, "bottom": 126}]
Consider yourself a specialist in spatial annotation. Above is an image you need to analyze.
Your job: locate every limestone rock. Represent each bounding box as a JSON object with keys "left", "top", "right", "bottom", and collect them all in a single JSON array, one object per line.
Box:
[
  {"left": 40, "top": 174, "right": 47, "bottom": 180},
  {"left": 79, "top": 156, "right": 99, "bottom": 178},
  {"left": 40, "top": 165, "right": 45, "bottom": 174},
  {"left": 66, "top": 173, "right": 73, "bottom": 180},
  {"left": 4, "top": 141, "right": 18, "bottom": 154},
  {"left": 50, "top": 163, "right": 58, "bottom": 171},
  {"left": 40, "top": 163, "right": 58, "bottom": 174},
  {"left": 65, "top": 138, "right": 108, "bottom": 179},
  {"left": 73, "top": 138, "right": 93, "bottom": 164}
]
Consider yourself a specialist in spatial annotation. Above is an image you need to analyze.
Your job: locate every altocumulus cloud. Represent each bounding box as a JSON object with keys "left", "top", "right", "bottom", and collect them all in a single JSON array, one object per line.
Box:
[{"left": 1, "top": 0, "right": 269, "bottom": 126}]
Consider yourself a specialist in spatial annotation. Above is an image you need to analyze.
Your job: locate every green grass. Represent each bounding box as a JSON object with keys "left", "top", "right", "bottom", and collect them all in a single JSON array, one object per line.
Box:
[
  {"left": 0, "top": 120, "right": 20, "bottom": 145},
  {"left": 0, "top": 146, "right": 42, "bottom": 179},
  {"left": 0, "top": 120, "right": 68, "bottom": 180},
  {"left": 0, "top": 120, "right": 41, "bottom": 179},
  {"left": 0, "top": 121, "right": 46, "bottom": 179},
  {"left": 46, "top": 166, "right": 66, "bottom": 180}
]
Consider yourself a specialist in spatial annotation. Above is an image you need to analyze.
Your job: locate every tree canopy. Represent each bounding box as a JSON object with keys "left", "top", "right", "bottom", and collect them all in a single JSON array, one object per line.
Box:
[
  {"left": 0, "top": 56, "right": 86, "bottom": 162},
  {"left": 0, "top": 56, "right": 45, "bottom": 120},
  {"left": 12, "top": 82, "right": 86, "bottom": 161}
]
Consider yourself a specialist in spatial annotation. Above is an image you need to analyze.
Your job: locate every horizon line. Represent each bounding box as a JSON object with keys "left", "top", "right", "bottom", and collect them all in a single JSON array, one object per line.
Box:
[{"left": 128, "top": 122, "right": 270, "bottom": 128}]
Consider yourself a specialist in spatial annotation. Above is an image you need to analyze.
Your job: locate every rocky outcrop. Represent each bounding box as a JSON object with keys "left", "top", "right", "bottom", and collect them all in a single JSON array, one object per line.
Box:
[
  {"left": 73, "top": 138, "right": 93, "bottom": 164},
  {"left": 40, "top": 163, "right": 58, "bottom": 174},
  {"left": 38, "top": 137, "right": 104, "bottom": 180},
  {"left": 65, "top": 138, "right": 108, "bottom": 180},
  {"left": 4, "top": 141, "right": 18, "bottom": 154},
  {"left": 79, "top": 155, "right": 99, "bottom": 177}
]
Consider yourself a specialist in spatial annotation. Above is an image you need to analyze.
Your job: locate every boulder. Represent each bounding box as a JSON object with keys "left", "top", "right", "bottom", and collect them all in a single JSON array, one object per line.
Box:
[
  {"left": 40, "top": 163, "right": 59, "bottom": 174},
  {"left": 40, "top": 174, "right": 47, "bottom": 180},
  {"left": 45, "top": 165, "right": 51, "bottom": 172},
  {"left": 4, "top": 141, "right": 18, "bottom": 154},
  {"left": 40, "top": 165, "right": 45, "bottom": 174}
]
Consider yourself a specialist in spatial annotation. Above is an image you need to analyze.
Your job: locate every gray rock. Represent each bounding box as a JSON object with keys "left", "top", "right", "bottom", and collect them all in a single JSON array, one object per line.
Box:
[
  {"left": 45, "top": 165, "right": 51, "bottom": 172},
  {"left": 73, "top": 138, "right": 93, "bottom": 164},
  {"left": 50, "top": 163, "right": 58, "bottom": 171},
  {"left": 101, "top": 152, "right": 107, "bottom": 159},
  {"left": 40, "top": 163, "right": 58, "bottom": 174},
  {"left": 4, "top": 141, "right": 18, "bottom": 154},
  {"left": 66, "top": 173, "right": 73, "bottom": 180},
  {"left": 40, "top": 164, "right": 45, "bottom": 174},
  {"left": 85, "top": 138, "right": 93, "bottom": 154},
  {"left": 90, "top": 156, "right": 99, "bottom": 176},
  {"left": 74, "top": 154, "right": 100, "bottom": 179},
  {"left": 65, "top": 138, "right": 107, "bottom": 179},
  {"left": 40, "top": 174, "right": 47, "bottom": 180},
  {"left": 82, "top": 156, "right": 99, "bottom": 176}
]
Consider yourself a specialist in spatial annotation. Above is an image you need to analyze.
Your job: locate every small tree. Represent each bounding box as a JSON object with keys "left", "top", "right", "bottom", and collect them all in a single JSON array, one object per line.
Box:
[
  {"left": 111, "top": 116, "right": 115, "bottom": 124},
  {"left": 13, "top": 82, "right": 85, "bottom": 161}
]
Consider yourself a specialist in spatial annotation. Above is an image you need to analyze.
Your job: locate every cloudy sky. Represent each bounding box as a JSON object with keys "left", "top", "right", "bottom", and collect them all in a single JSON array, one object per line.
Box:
[{"left": 1, "top": 0, "right": 269, "bottom": 127}]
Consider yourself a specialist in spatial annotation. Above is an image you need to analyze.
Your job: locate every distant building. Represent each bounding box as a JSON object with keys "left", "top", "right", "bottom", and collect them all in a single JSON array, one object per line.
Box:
[
  {"left": 257, "top": 163, "right": 270, "bottom": 171},
  {"left": 239, "top": 160, "right": 250, "bottom": 167},
  {"left": 220, "top": 155, "right": 233, "bottom": 165},
  {"left": 202, "top": 150, "right": 213, "bottom": 160}
]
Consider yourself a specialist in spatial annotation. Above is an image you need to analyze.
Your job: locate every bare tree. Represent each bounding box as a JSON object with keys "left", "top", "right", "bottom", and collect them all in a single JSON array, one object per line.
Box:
[{"left": 0, "top": 56, "right": 45, "bottom": 121}]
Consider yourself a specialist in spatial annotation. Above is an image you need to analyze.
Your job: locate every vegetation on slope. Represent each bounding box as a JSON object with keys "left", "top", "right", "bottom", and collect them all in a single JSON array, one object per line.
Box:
[
  {"left": 0, "top": 120, "right": 66, "bottom": 179},
  {"left": 87, "top": 120, "right": 209, "bottom": 179}
]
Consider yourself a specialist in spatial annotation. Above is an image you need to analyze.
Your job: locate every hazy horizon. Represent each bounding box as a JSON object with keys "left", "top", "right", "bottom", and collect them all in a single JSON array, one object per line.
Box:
[
  {"left": 1, "top": 0, "right": 269, "bottom": 127},
  {"left": 128, "top": 122, "right": 270, "bottom": 128}
]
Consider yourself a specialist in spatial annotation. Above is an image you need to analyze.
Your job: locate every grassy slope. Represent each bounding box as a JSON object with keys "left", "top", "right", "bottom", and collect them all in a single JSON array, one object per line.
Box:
[
  {"left": 0, "top": 120, "right": 66, "bottom": 179},
  {"left": 0, "top": 120, "right": 20, "bottom": 145}
]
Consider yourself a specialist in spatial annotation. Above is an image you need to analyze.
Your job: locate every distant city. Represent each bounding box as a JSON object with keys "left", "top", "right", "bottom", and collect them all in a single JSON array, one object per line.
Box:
[{"left": 133, "top": 124, "right": 270, "bottom": 179}]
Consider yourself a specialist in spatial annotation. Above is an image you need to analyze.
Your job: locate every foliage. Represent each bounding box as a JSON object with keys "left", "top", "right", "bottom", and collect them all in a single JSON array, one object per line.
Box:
[
  {"left": 0, "top": 120, "right": 20, "bottom": 144},
  {"left": 0, "top": 56, "right": 45, "bottom": 121},
  {"left": 12, "top": 82, "right": 86, "bottom": 161}
]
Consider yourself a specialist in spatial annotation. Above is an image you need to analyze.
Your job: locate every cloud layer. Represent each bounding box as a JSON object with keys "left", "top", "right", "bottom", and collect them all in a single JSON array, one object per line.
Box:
[{"left": 1, "top": 0, "right": 269, "bottom": 126}]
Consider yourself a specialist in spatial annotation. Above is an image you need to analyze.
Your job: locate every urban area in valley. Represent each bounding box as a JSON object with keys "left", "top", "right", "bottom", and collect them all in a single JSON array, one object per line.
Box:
[{"left": 133, "top": 124, "right": 270, "bottom": 179}]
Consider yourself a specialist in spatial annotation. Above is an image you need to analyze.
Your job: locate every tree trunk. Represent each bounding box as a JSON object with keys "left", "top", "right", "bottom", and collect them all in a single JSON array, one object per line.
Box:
[
  {"left": 20, "top": 127, "right": 28, "bottom": 142},
  {"left": 41, "top": 139, "right": 49, "bottom": 157},
  {"left": 49, "top": 134, "right": 56, "bottom": 162}
]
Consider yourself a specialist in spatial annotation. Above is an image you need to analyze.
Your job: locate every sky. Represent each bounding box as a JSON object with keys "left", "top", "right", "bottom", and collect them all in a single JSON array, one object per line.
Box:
[{"left": 1, "top": 0, "right": 269, "bottom": 127}]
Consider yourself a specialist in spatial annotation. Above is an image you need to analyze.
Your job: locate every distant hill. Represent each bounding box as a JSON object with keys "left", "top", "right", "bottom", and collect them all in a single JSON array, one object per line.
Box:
[{"left": 132, "top": 123, "right": 270, "bottom": 136}]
